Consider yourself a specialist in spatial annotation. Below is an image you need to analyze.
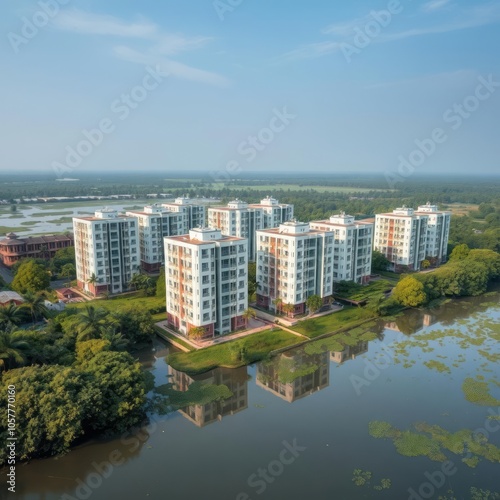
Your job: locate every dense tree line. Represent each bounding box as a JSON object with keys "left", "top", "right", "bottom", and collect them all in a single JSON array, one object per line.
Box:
[{"left": 0, "top": 303, "right": 155, "bottom": 463}]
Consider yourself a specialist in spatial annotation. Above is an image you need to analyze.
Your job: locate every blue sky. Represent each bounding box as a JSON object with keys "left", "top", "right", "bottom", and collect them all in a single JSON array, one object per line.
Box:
[{"left": 1, "top": 0, "right": 499, "bottom": 177}]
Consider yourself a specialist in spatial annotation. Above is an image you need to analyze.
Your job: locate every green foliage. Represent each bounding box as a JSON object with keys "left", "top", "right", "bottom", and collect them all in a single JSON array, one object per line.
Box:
[
  {"left": 76, "top": 339, "right": 111, "bottom": 364},
  {"left": 0, "top": 331, "right": 30, "bottom": 371},
  {"left": 11, "top": 260, "right": 50, "bottom": 294},
  {"left": 248, "top": 261, "right": 258, "bottom": 298},
  {"left": 352, "top": 469, "right": 372, "bottom": 487},
  {"left": 371, "top": 250, "right": 390, "bottom": 272},
  {"left": 156, "top": 267, "right": 166, "bottom": 298},
  {"left": 113, "top": 306, "right": 155, "bottom": 345},
  {"left": 462, "top": 377, "right": 500, "bottom": 406},
  {"left": 51, "top": 246, "right": 75, "bottom": 274},
  {"left": 306, "top": 295, "right": 323, "bottom": 313},
  {"left": 449, "top": 243, "right": 470, "bottom": 261},
  {"left": 393, "top": 276, "right": 427, "bottom": 307},
  {"left": 155, "top": 381, "right": 233, "bottom": 408}
]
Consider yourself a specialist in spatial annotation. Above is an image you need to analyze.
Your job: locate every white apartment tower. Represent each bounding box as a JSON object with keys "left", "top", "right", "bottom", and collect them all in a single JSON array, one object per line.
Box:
[
  {"left": 73, "top": 209, "right": 140, "bottom": 296},
  {"left": 374, "top": 207, "right": 428, "bottom": 271},
  {"left": 208, "top": 197, "right": 294, "bottom": 261},
  {"left": 310, "top": 212, "right": 374, "bottom": 284},
  {"left": 164, "top": 228, "right": 248, "bottom": 338},
  {"left": 415, "top": 203, "right": 451, "bottom": 265},
  {"left": 127, "top": 198, "right": 205, "bottom": 273},
  {"left": 256, "top": 221, "right": 333, "bottom": 315}
]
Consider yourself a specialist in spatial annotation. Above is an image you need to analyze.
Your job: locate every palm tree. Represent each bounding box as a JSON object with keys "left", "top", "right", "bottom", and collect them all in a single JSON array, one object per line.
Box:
[
  {"left": 282, "top": 303, "right": 295, "bottom": 318},
  {"left": 188, "top": 326, "right": 207, "bottom": 340},
  {"left": 22, "top": 291, "right": 47, "bottom": 325},
  {"left": 0, "top": 331, "right": 30, "bottom": 371},
  {"left": 102, "top": 326, "right": 129, "bottom": 351},
  {"left": 87, "top": 273, "right": 98, "bottom": 294},
  {"left": 242, "top": 308, "right": 257, "bottom": 327},
  {"left": 272, "top": 297, "right": 283, "bottom": 315},
  {"left": 76, "top": 305, "right": 111, "bottom": 341},
  {"left": 0, "top": 304, "right": 23, "bottom": 332},
  {"left": 60, "top": 263, "right": 76, "bottom": 285}
]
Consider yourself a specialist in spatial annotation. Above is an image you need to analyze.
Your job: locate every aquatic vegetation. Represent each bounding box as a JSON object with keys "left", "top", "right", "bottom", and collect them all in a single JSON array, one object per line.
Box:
[
  {"left": 478, "top": 350, "right": 500, "bottom": 363},
  {"left": 352, "top": 469, "right": 372, "bottom": 486},
  {"left": 470, "top": 487, "right": 500, "bottom": 499},
  {"left": 424, "top": 360, "right": 451, "bottom": 374},
  {"left": 462, "top": 377, "right": 500, "bottom": 406},
  {"left": 369, "top": 420, "right": 500, "bottom": 467},
  {"left": 155, "top": 381, "right": 233, "bottom": 408}
]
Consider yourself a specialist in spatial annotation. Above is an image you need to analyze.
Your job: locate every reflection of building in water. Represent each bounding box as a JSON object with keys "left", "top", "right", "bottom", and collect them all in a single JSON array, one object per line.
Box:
[
  {"left": 256, "top": 350, "right": 329, "bottom": 403},
  {"left": 385, "top": 311, "right": 437, "bottom": 335},
  {"left": 169, "top": 366, "right": 248, "bottom": 428},
  {"left": 330, "top": 341, "right": 368, "bottom": 364}
]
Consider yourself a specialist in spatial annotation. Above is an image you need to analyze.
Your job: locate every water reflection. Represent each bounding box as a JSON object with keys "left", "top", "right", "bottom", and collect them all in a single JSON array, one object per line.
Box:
[
  {"left": 330, "top": 340, "right": 369, "bottom": 365},
  {"left": 169, "top": 366, "right": 249, "bottom": 427},
  {"left": 256, "top": 350, "right": 330, "bottom": 403}
]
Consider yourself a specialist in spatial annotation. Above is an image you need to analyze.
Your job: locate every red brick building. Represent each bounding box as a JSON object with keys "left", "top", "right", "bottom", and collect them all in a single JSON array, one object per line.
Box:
[{"left": 0, "top": 232, "right": 74, "bottom": 267}]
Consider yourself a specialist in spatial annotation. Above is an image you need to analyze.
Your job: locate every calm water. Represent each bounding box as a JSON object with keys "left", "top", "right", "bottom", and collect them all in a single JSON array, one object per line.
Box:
[{"left": 8, "top": 291, "right": 500, "bottom": 500}]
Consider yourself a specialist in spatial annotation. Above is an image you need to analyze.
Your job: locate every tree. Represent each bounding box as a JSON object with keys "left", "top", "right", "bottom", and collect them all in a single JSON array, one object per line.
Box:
[
  {"left": 306, "top": 295, "right": 323, "bottom": 315},
  {"left": 272, "top": 297, "right": 283, "bottom": 314},
  {"left": 466, "top": 249, "right": 500, "bottom": 279},
  {"left": 0, "top": 331, "right": 30, "bottom": 371},
  {"left": 449, "top": 243, "right": 470, "bottom": 261},
  {"left": 21, "top": 291, "right": 47, "bottom": 324},
  {"left": 87, "top": 273, "right": 98, "bottom": 287},
  {"left": 11, "top": 260, "right": 50, "bottom": 294},
  {"left": 51, "top": 247, "right": 75, "bottom": 274},
  {"left": 76, "top": 339, "right": 111, "bottom": 364},
  {"left": 282, "top": 303, "right": 295, "bottom": 318},
  {"left": 188, "top": 326, "right": 207, "bottom": 340},
  {"left": 393, "top": 276, "right": 427, "bottom": 307},
  {"left": 156, "top": 267, "right": 166, "bottom": 298},
  {"left": 76, "top": 305, "right": 111, "bottom": 341},
  {"left": 421, "top": 259, "right": 431, "bottom": 269},
  {"left": 0, "top": 304, "right": 23, "bottom": 331},
  {"left": 371, "top": 250, "right": 390, "bottom": 272},
  {"left": 60, "top": 263, "right": 76, "bottom": 284},
  {"left": 248, "top": 262, "right": 258, "bottom": 299},
  {"left": 113, "top": 307, "right": 155, "bottom": 345},
  {"left": 242, "top": 307, "right": 257, "bottom": 326},
  {"left": 79, "top": 351, "right": 146, "bottom": 433}
]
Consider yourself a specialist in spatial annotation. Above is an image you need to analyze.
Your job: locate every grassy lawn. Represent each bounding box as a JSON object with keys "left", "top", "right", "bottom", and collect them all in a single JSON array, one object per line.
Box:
[
  {"left": 335, "top": 279, "right": 394, "bottom": 303},
  {"left": 292, "top": 307, "right": 377, "bottom": 339},
  {"left": 167, "top": 329, "right": 302, "bottom": 375},
  {"left": 376, "top": 271, "right": 400, "bottom": 284},
  {"left": 71, "top": 293, "right": 165, "bottom": 314},
  {"left": 0, "top": 225, "right": 29, "bottom": 235}
]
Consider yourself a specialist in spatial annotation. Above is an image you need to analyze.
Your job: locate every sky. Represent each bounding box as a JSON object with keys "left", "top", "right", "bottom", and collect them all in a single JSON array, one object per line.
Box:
[{"left": 1, "top": 0, "right": 499, "bottom": 179}]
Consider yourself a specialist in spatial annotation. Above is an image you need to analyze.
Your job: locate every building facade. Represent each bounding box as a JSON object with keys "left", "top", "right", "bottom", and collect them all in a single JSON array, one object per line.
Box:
[
  {"left": 164, "top": 228, "right": 248, "bottom": 338},
  {"left": 127, "top": 198, "right": 206, "bottom": 273},
  {"left": 0, "top": 232, "right": 74, "bottom": 267},
  {"left": 310, "top": 212, "right": 373, "bottom": 284},
  {"left": 256, "top": 221, "right": 333, "bottom": 315},
  {"left": 415, "top": 203, "right": 451, "bottom": 265},
  {"left": 73, "top": 209, "right": 140, "bottom": 296},
  {"left": 208, "top": 197, "right": 293, "bottom": 261},
  {"left": 374, "top": 207, "right": 428, "bottom": 271}
]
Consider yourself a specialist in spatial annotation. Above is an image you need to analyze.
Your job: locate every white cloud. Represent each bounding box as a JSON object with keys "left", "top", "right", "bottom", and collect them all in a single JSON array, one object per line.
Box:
[
  {"left": 53, "top": 9, "right": 157, "bottom": 38},
  {"left": 282, "top": 2, "right": 500, "bottom": 61},
  {"left": 52, "top": 9, "right": 226, "bottom": 86},
  {"left": 422, "top": 0, "right": 452, "bottom": 13},
  {"left": 113, "top": 46, "right": 230, "bottom": 87}
]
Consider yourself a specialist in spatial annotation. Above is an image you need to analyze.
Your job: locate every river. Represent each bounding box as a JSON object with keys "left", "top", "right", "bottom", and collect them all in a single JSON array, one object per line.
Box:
[{"left": 7, "top": 290, "right": 500, "bottom": 500}]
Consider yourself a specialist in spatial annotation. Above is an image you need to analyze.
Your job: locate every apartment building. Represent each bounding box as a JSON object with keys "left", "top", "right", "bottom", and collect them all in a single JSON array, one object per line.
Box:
[
  {"left": 127, "top": 198, "right": 205, "bottom": 273},
  {"left": 374, "top": 207, "right": 428, "bottom": 271},
  {"left": 256, "top": 221, "right": 334, "bottom": 315},
  {"left": 415, "top": 202, "right": 451, "bottom": 265},
  {"left": 164, "top": 228, "right": 248, "bottom": 338},
  {"left": 208, "top": 197, "right": 294, "bottom": 261},
  {"left": 73, "top": 209, "right": 140, "bottom": 296},
  {"left": 310, "top": 212, "right": 374, "bottom": 284}
]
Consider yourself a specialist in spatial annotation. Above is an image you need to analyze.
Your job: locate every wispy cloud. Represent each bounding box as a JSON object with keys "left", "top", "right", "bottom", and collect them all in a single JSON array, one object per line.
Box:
[
  {"left": 422, "top": 0, "right": 452, "bottom": 13},
  {"left": 52, "top": 9, "right": 226, "bottom": 86},
  {"left": 281, "top": 2, "right": 500, "bottom": 61}
]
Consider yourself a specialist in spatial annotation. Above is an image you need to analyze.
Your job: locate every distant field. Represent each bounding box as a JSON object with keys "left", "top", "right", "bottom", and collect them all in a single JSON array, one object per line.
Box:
[
  {"left": 442, "top": 203, "right": 479, "bottom": 216},
  {"left": 209, "top": 183, "right": 393, "bottom": 193},
  {"left": 0, "top": 225, "right": 28, "bottom": 235}
]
